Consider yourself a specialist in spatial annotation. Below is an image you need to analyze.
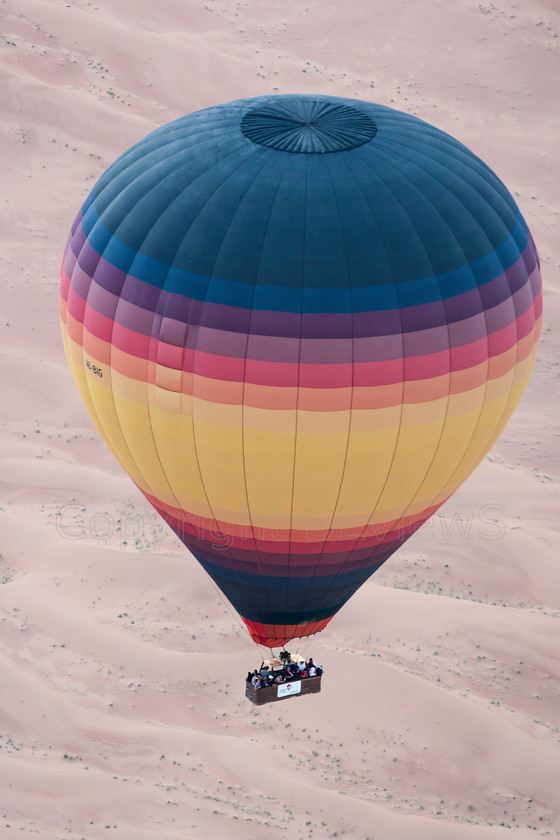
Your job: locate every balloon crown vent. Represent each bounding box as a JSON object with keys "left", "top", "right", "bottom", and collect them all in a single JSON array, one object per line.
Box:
[{"left": 240, "top": 99, "right": 377, "bottom": 154}]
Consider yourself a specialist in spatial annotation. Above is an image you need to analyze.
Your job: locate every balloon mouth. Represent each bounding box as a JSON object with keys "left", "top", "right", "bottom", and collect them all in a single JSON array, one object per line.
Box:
[
  {"left": 240, "top": 98, "right": 377, "bottom": 154},
  {"left": 243, "top": 616, "right": 333, "bottom": 648}
]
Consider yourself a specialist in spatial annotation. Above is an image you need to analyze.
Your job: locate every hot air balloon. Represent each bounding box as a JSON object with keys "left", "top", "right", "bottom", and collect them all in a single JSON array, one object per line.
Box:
[{"left": 60, "top": 94, "right": 542, "bottom": 654}]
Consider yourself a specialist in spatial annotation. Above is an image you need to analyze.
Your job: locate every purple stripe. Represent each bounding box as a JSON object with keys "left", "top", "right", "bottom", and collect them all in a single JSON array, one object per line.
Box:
[
  {"left": 485, "top": 281, "right": 525, "bottom": 333},
  {"left": 71, "top": 269, "right": 535, "bottom": 367},
  {"left": 529, "top": 265, "right": 541, "bottom": 298},
  {"left": 66, "top": 224, "right": 537, "bottom": 340},
  {"left": 86, "top": 280, "right": 119, "bottom": 320},
  {"left": 116, "top": 297, "right": 157, "bottom": 336},
  {"left": 69, "top": 259, "right": 98, "bottom": 303},
  {"left": 70, "top": 207, "right": 83, "bottom": 237},
  {"left": 63, "top": 242, "right": 78, "bottom": 280}
]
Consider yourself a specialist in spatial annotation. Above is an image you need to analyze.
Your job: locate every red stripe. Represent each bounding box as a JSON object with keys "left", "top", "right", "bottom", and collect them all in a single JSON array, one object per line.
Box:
[
  {"left": 243, "top": 616, "right": 333, "bottom": 646},
  {"left": 146, "top": 490, "right": 438, "bottom": 562}
]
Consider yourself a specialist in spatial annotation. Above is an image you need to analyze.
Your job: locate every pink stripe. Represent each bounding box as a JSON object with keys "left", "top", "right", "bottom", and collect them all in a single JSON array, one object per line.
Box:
[
  {"left": 533, "top": 288, "right": 543, "bottom": 319},
  {"left": 112, "top": 321, "right": 152, "bottom": 357},
  {"left": 66, "top": 284, "right": 87, "bottom": 322},
  {"left": 82, "top": 302, "right": 115, "bottom": 344},
  {"left": 75, "top": 296, "right": 535, "bottom": 387}
]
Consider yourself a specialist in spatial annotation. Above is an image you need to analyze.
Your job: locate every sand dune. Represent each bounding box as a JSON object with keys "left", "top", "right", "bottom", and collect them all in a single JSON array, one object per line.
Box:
[{"left": 1, "top": 0, "right": 559, "bottom": 837}]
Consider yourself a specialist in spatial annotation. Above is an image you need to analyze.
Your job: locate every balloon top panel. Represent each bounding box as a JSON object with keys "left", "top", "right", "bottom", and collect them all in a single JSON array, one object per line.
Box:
[{"left": 240, "top": 99, "right": 377, "bottom": 153}]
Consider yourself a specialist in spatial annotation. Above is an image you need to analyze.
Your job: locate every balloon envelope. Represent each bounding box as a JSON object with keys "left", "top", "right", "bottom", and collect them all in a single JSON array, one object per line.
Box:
[{"left": 60, "top": 95, "right": 542, "bottom": 647}]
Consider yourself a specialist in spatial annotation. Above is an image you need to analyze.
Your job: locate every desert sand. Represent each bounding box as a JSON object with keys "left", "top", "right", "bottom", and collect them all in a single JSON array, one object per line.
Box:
[{"left": 1, "top": 1, "right": 559, "bottom": 838}]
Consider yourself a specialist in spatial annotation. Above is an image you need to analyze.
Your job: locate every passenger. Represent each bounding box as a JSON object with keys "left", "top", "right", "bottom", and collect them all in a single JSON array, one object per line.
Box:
[
  {"left": 308, "top": 663, "right": 317, "bottom": 677},
  {"left": 297, "top": 660, "right": 306, "bottom": 674},
  {"left": 307, "top": 658, "right": 314, "bottom": 669},
  {"left": 251, "top": 672, "right": 260, "bottom": 687},
  {"left": 246, "top": 670, "right": 254, "bottom": 683},
  {"left": 259, "top": 664, "right": 269, "bottom": 681},
  {"left": 275, "top": 673, "right": 284, "bottom": 684},
  {"left": 316, "top": 665, "right": 323, "bottom": 676}
]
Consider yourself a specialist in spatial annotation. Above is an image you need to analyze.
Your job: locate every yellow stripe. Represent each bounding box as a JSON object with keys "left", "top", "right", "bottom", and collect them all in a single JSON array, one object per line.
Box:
[
  {"left": 62, "top": 324, "right": 539, "bottom": 530},
  {"left": 91, "top": 380, "right": 511, "bottom": 525}
]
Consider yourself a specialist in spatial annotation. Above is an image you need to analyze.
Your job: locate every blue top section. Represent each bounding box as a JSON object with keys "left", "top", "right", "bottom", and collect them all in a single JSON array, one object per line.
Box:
[{"left": 85, "top": 94, "right": 525, "bottom": 301}]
